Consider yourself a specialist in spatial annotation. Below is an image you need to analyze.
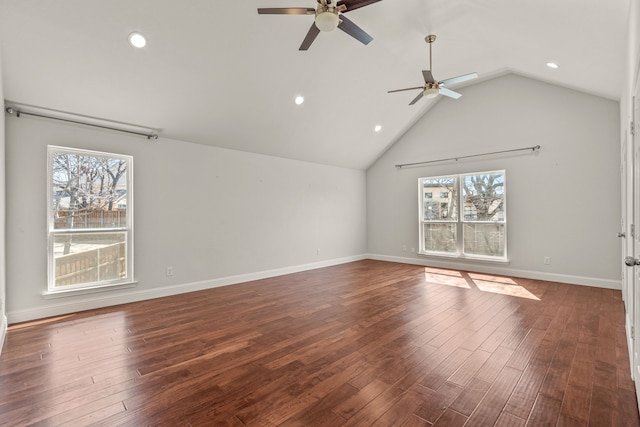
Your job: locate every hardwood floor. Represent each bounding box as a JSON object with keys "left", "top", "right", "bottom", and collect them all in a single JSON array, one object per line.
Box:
[{"left": 1, "top": 259, "right": 639, "bottom": 426}]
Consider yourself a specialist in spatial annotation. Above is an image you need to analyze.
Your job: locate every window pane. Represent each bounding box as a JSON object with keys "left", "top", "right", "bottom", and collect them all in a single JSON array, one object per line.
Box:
[
  {"left": 53, "top": 232, "right": 126, "bottom": 287},
  {"left": 52, "top": 152, "right": 128, "bottom": 229},
  {"left": 464, "top": 223, "right": 505, "bottom": 257},
  {"left": 423, "top": 223, "right": 457, "bottom": 253},
  {"left": 421, "top": 176, "right": 457, "bottom": 221},
  {"left": 462, "top": 172, "right": 504, "bottom": 222}
]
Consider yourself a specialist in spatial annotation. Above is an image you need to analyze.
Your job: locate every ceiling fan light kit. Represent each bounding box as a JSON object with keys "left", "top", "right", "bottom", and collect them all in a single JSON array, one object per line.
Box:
[
  {"left": 424, "top": 86, "right": 439, "bottom": 99},
  {"left": 315, "top": 10, "right": 339, "bottom": 32},
  {"left": 388, "top": 34, "right": 478, "bottom": 105}
]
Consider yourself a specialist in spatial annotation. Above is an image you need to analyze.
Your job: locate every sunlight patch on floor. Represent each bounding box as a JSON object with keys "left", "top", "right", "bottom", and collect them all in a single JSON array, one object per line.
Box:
[
  {"left": 468, "top": 272, "right": 517, "bottom": 285},
  {"left": 423, "top": 268, "right": 540, "bottom": 300},
  {"left": 424, "top": 267, "right": 471, "bottom": 289},
  {"left": 473, "top": 279, "right": 540, "bottom": 300}
]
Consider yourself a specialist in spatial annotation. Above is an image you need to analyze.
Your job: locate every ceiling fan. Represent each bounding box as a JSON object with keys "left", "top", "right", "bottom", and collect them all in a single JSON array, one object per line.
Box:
[
  {"left": 389, "top": 35, "right": 478, "bottom": 105},
  {"left": 257, "top": 0, "right": 381, "bottom": 51}
]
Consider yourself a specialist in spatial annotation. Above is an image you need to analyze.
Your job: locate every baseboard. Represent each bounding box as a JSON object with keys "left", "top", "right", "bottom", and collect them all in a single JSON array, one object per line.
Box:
[
  {"left": 366, "top": 253, "right": 622, "bottom": 290},
  {"left": 7, "top": 254, "right": 367, "bottom": 324}
]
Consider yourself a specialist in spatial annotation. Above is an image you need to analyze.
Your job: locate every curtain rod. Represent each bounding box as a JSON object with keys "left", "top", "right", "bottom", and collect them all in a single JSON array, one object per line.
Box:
[
  {"left": 4, "top": 106, "right": 159, "bottom": 140},
  {"left": 395, "top": 145, "right": 541, "bottom": 169}
]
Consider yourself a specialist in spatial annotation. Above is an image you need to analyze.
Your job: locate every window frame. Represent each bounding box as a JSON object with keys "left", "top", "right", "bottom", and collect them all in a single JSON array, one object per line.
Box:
[
  {"left": 418, "top": 169, "right": 507, "bottom": 262},
  {"left": 46, "top": 146, "right": 134, "bottom": 294}
]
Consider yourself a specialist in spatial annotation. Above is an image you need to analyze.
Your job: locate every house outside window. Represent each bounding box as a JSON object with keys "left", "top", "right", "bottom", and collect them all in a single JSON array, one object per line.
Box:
[
  {"left": 47, "top": 146, "right": 133, "bottom": 292},
  {"left": 419, "top": 170, "right": 506, "bottom": 260}
]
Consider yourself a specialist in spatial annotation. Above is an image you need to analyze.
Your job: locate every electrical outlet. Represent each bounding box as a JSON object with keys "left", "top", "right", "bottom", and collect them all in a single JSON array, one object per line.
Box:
[
  {"left": 316, "top": 248, "right": 320, "bottom": 255},
  {"left": 402, "top": 245, "right": 407, "bottom": 252},
  {"left": 543, "top": 257, "right": 551, "bottom": 265},
  {"left": 166, "top": 266, "right": 173, "bottom": 276}
]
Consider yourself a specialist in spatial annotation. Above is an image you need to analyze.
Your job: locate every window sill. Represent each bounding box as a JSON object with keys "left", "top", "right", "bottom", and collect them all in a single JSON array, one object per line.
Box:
[
  {"left": 42, "top": 281, "right": 138, "bottom": 299},
  {"left": 418, "top": 252, "right": 510, "bottom": 264}
]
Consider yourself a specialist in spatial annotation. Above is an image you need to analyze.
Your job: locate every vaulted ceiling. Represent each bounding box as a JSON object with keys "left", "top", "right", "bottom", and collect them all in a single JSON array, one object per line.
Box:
[{"left": 0, "top": 0, "right": 630, "bottom": 169}]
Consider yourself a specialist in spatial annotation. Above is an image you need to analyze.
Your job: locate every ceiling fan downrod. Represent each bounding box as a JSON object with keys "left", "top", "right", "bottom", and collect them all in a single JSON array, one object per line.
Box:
[{"left": 426, "top": 34, "right": 436, "bottom": 74}]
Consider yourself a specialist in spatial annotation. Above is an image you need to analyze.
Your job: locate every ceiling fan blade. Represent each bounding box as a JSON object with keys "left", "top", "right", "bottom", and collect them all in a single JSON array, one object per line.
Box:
[
  {"left": 388, "top": 86, "right": 423, "bottom": 93},
  {"left": 299, "top": 23, "right": 321, "bottom": 50},
  {"left": 439, "top": 72, "right": 478, "bottom": 86},
  {"left": 422, "top": 70, "right": 436, "bottom": 84},
  {"left": 337, "top": 15, "right": 373, "bottom": 45},
  {"left": 439, "top": 87, "right": 462, "bottom": 99},
  {"left": 257, "top": 8, "right": 315, "bottom": 15},
  {"left": 409, "top": 92, "right": 424, "bottom": 105},
  {"left": 336, "top": 0, "right": 382, "bottom": 12}
]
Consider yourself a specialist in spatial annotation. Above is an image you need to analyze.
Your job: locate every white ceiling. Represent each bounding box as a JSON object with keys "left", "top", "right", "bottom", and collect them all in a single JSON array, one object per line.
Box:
[{"left": 0, "top": 0, "right": 630, "bottom": 170}]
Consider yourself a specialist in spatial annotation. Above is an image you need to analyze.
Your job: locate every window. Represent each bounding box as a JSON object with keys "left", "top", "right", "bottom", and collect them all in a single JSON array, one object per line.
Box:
[
  {"left": 47, "top": 146, "right": 133, "bottom": 292},
  {"left": 419, "top": 170, "right": 506, "bottom": 260},
  {"left": 424, "top": 192, "right": 433, "bottom": 199},
  {"left": 440, "top": 191, "right": 449, "bottom": 199}
]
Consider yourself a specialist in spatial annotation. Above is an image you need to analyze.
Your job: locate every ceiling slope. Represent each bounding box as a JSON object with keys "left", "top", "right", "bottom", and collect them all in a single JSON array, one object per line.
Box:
[{"left": 0, "top": 0, "right": 629, "bottom": 169}]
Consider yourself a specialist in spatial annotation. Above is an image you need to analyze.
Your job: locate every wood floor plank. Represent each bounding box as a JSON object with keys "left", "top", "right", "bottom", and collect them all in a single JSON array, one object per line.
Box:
[
  {"left": 0, "top": 260, "right": 637, "bottom": 426},
  {"left": 449, "top": 377, "right": 492, "bottom": 417},
  {"left": 464, "top": 366, "right": 523, "bottom": 426},
  {"left": 420, "top": 347, "right": 473, "bottom": 391},
  {"left": 560, "top": 384, "right": 591, "bottom": 423},
  {"left": 494, "top": 412, "right": 527, "bottom": 427},
  {"left": 527, "top": 394, "right": 563, "bottom": 426},
  {"left": 333, "top": 378, "right": 390, "bottom": 420},
  {"left": 474, "top": 346, "right": 516, "bottom": 384},
  {"left": 447, "top": 349, "right": 492, "bottom": 387},
  {"left": 505, "top": 328, "right": 546, "bottom": 371},
  {"left": 502, "top": 362, "right": 549, "bottom": 420},
  {"left": 401, "top": 414, "right": 431, "bottom": 427},
  {"left": 413, "top": 381, "right": 464, "bottom": 424},
  {"left": 618, "top": 387, "right": 640, "bottom": 427},
  {"left": 432, "top": 408, "right": 468, "bottom": 426},
  {"left": 370, "top": 385, "right": 433, "bottom": 427},
  {"left": 538, "top": 338, "right": 578, "bottom": 401}
]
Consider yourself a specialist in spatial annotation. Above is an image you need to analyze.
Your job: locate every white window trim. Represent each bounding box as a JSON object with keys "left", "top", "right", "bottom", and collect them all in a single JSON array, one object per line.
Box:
[
  {"left": 46, "top": 146, "right": 134, "bottom": 294},
  {"left": 42, "top": 281, "right": 138, "bottom": 299},
  {"left": 418, "top": 170, "right": 508, "bottom": 262}
]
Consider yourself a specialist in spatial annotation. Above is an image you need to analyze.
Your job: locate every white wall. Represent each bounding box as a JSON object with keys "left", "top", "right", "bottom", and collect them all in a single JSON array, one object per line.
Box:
[
  {"left": 367, "top": 73, "right": 621, "bottom": 288},
  {"left": 0, "top": 40, "right": 7, "bottom": 347},
  {"left": 5, "top": 117, "right": 367, "bottom": 322}
]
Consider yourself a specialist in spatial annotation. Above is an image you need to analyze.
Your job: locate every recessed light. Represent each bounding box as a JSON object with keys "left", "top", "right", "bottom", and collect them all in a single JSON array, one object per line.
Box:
[
  {"left": 128, "top": 32, "right": 147, "bottom": 48},
  {"left": 294, "top": 96, "right": 304, "bottom": 105},
  {"left": 374, "top": 125, "right": 382, "bottom": 132},
  {"left": 546, "top": 62, "right": 559, "bottom": 69}
]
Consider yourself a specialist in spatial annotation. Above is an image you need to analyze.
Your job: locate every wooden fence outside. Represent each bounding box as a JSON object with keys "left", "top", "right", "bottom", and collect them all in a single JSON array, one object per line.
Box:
[
  {"left": 55, "top": 242, "right": 126, "bottom": 287},
  {"left": 55, "top": 210, "right": 126, "bottom": 229}
]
